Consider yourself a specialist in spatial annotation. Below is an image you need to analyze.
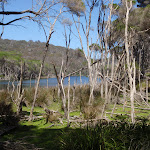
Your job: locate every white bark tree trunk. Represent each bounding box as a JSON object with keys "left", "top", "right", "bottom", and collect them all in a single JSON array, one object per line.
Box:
[
  {"left": 67, "top": 76, "right": 70, "bottom": 127},
  {"left": 125, "top": 0, "right": 135, "bottom": 124}
]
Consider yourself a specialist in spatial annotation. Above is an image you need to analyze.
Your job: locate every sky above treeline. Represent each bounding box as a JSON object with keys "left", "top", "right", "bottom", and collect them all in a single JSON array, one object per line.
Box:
[{"left": 0, "top": 0, "right": 133, "bottom": 50}]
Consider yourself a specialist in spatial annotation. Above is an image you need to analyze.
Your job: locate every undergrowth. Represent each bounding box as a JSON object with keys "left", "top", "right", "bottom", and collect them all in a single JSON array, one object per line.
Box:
[{"left": 59, "top": 120, "right": 150, "bottom": 150}]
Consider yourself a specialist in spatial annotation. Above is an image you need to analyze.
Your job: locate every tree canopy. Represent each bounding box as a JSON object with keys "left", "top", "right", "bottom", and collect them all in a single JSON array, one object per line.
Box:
[{"left": 137, "top": 0, "right": 150, "bottom": 7}]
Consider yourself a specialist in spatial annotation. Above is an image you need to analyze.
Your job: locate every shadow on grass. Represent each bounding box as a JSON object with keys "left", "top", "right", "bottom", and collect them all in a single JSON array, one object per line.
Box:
[
  {"left": 22, "top": 110, "right": 43, "bottom": 116},
  {"left": 1, "top": 118, "right": 150, "bottom": 150},
  {"left": 1, "top": 124, "right": 63, "bottom": 150}
]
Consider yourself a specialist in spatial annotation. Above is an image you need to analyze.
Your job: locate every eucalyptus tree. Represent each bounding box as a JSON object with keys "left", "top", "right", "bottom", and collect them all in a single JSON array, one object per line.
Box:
[
  {"left": 103, "top": 0, "right": 150, "bottom": 122},
  {"left": 112, "top": 1, "right": 150, "bottom": 75}
]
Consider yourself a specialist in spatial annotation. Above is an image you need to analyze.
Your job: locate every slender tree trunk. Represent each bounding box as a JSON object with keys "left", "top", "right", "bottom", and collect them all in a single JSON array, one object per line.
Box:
[
  {"left": 111, "top": 51, "right": 115, "bottom": 81},
  {"left": 80, "top": 71, "right": 82, "bottom": 86},
  {"left": 100, "top": 51, "right": 104, "bottom": 98},
  {"left": 125, "top": 0, "right": 135, "bottom": 124},
  {"left": 28, "top": 5, "right": 64, "bottom": 121},
  {"left": 123, "top": 77, "right": 127, "bottom": 111},
  {"left": 139, "top": 49, "right": 142, "bottom": 93},
  {"left": 29, "top": 51, "right": 46, "bottom": 121},
  {"left": 47, "top": 74, "right": 49, "bottom": 89},
  {"left": 60, "top": 76, "right": 67, "bottom": 118},
  {"left": 72, "top": 85, "right": 75, "bottom": 105},
  {"left": 16, "top": 61, "right": 23, "bottom": 115},
  {"left": 67, "top": 76, "right": 70, "bottom": 127},
  {"left": 146, "top": 78, "right": 148, "bottom": 103}
]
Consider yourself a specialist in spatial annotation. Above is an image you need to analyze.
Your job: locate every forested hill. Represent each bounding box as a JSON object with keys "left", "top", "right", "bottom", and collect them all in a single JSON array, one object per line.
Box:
[{"left": 0, "top": 38, "right": 87, "bottom": 80}]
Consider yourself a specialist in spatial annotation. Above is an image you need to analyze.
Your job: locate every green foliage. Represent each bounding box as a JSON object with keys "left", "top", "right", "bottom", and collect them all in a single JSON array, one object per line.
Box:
[
  {"left": 26, "top": 59, "right": 41, "bottom": 71},
  {"left": 23, "top": 87, "right": 50, "bottom": 107},
  {"left": 115, "top": 20, "right": 125, "bottom": 31},
  {"left": 23, "top": 88, "right": 35, "bottom": 106},
  {"left": 0, "top": 51, "right": 22, "bottom": 62},
  {"left": 36, "top": 88, "right": 50, "bottom": 107},
  {"left": 89, "top": 43, "right": 100, "bottom": 51},
  {"left": 63, "top": 0, "right": 86, "bottom": 16},
  {"left": 2, "top": 124, "right": 63, "bottom": 150},
  {"left": 137, "top": 0, "right": 150, "bottom": 7},
  {"left": 77, "top": 48, "right": 83, "bottom": 53},
  {"left": 132, "top": 0, "right": 136, "bottom": 5},
  {"left": 0, "top": 86, "right": 149, "bottom": 150},
  {"left": 59, "top": 121, "right": 150, "bottom": 150},
  {"left": 112, "top": 3, "right": 120, "bottom": 10},
  {"left": 2, "top": 118, "right": 150, "bottom": 150},
  {"left": 73, "top": 85, "right": 104, "bottom": 119},
  {"left": 0, "top": 91, "right": 19, "bottom": 126},
  {"left": 0, "top": 102, "right": 19, "bottom": 126},
  {"left": 0, "top": 90, "right": 11, "bottom": 103},
  {"left": 0, "top": 39, "right": 87, "bottom": 79}
]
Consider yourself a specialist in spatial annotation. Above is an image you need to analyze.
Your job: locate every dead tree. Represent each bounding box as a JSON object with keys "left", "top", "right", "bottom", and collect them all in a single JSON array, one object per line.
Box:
[
  {"left": 124, "top": 0, "right": 135, "bottom": 124},
  {"left": 29, "top": 0, "right": 85, "bottom": 121},
  {"left": 72, "top": 0, "right": 99, "bottom": 104},
  {"left": 29, "top": 4, "right": 64, "bottom": 121}
]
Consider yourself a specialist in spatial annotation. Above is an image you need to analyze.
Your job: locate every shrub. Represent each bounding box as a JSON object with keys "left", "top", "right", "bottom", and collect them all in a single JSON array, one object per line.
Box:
[
  {"left": 0, "top": 90, "right": 11, "bottom": 103},
  {"left": 59, "top": 121, "right": 150, "bottom": 150},
  {"left": 23, "top": 87, "right": 50, "bottom": 107},
  {"left": 36, "top": 88, "right": 49, "bottom": 107},
  {"left": 0, "top": 101, "right": 19, "bottom": 126},
  {"left": 23, "top": 88, "right": 35, "bottom": 106}
]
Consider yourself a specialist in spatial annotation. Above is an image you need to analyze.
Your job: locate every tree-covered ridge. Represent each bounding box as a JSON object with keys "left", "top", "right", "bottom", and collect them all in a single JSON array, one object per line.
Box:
[{"left": 0, "top": 38, "right": 87, "bottom": 80}]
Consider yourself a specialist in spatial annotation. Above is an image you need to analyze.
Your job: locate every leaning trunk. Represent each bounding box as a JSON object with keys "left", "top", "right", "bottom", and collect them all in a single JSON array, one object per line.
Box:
[{"left": 29, "top": 47, "right": 48, "bottom": 121}]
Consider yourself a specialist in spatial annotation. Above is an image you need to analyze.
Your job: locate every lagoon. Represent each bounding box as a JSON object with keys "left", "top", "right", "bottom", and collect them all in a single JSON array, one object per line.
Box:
[{"left": 0, "top": 76, "right": 89, "bottom": 90}]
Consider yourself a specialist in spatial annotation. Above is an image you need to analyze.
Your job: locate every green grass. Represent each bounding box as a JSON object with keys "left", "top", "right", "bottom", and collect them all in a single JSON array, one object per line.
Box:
[
  {"left": 1, "top": 104, "right": 69, "bottom": 149},
  {"left": 2, "top": 119, "right": 150, "bottom": 150},
  {"left": 2, "top": 125, "right": 63, "bottom": 150},
  {"left": 22, "top": 106, "right": 45, "bottom": 114},
  {"left": 1, "top": 103, "right": 150, "bottom": 150},
  {"left": 106, "top": 103, "right": 150, "bottom": 123},
  {"left": 0, "top": 87, "right": 150, "bottom": 149}
]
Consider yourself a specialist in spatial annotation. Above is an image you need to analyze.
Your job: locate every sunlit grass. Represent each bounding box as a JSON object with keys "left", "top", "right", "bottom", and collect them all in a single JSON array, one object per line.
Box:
[{"left": 0, "top": 87, "right": 149, "bottom": 149}]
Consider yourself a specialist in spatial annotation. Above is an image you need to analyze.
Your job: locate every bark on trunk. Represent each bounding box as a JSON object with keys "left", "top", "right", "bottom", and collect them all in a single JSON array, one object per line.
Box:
[{"left": 125, "top": 0, "right": 135, "bottom": 124}]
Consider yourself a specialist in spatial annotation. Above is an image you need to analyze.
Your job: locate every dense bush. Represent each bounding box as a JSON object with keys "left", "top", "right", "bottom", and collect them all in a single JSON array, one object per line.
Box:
[
  {"left": 0, "top": 90, "right": 11, "bottom": 103},
  {"left": 0, "top": 90, "right": 19, "bottom": 126},
  {"left": 0, "top": 101, "right": 19, "bottom": 126},
  {"left": 23, "top": 87, "right": 51, "bottom": 107},
  {"left": 59, "top": 121, "right": 150, "bottom": 150}
]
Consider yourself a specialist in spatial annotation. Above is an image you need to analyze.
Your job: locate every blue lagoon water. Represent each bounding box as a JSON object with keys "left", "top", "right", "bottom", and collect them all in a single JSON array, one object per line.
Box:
[{"left": 0, "top": 76, "right": 89, "bottom": 90}]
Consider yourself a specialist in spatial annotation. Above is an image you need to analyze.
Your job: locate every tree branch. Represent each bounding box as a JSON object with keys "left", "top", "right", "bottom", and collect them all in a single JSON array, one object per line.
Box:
[
  {"left": 0, "top": 16, "right": 32, "bottom": 25},
  {"left": 0, "top": 10, "right": 40, "bottom": 15}
]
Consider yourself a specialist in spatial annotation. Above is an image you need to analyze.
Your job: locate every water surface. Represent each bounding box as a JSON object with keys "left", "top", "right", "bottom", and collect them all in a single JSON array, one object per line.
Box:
[{"left": 0, "top": 76, "right": 89, "bottom": 90}]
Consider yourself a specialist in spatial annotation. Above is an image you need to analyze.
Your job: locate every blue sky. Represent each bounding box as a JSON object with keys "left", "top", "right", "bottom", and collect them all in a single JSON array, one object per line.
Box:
[
  {"left": 0, "top": 0, "right": 123, "bottom": 50},
  {"left": 0, "top": 0, "right": 102, "bottom": 50}
]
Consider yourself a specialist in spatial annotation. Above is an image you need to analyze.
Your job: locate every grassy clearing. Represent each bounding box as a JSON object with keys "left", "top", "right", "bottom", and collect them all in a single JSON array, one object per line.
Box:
[
  {"left": 2, "top": 125, "right": 63, "bottom": 150},
  {"left": 2, "top": 116, "right": 150, "bottom": 150},
  {"left": 0, "top": 87, "right": 150, "bottom": 149}
]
